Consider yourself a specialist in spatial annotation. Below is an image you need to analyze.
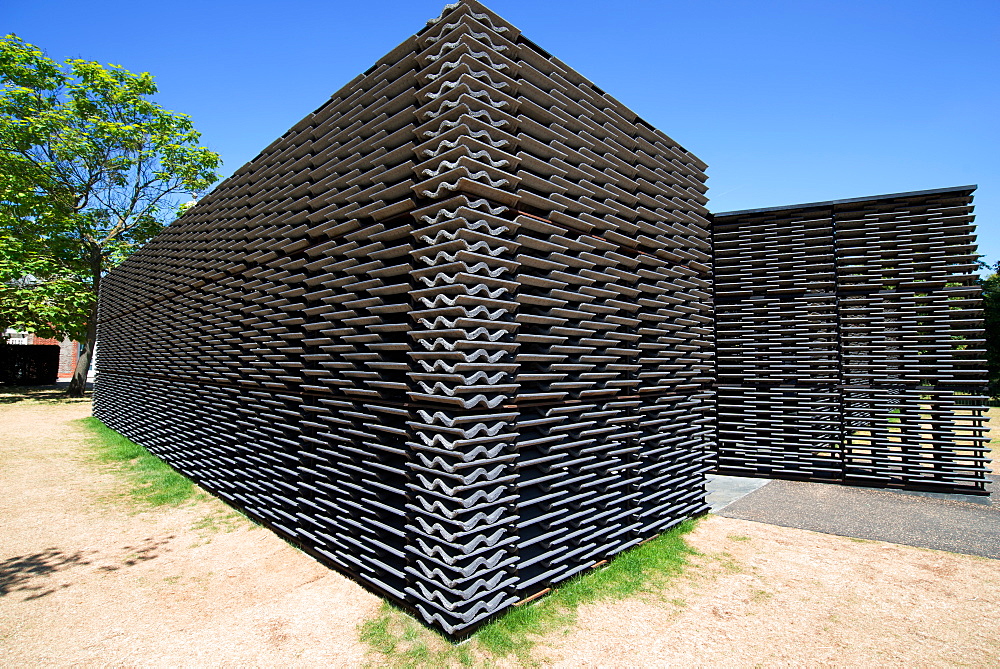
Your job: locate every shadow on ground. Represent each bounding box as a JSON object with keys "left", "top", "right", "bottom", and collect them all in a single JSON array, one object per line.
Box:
[
  {"left": 0, "top": 549, "right": 92, "bottom": 600},
  {"left": 0, "top": 536, "right": 173, "bottom": 601},
  {"left": 0, "top": 386, "right": 90, "bottom": 404}
]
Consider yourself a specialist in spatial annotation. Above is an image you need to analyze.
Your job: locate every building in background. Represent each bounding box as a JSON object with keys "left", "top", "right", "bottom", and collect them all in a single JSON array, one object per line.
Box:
[{"left": 3, "top": 329, "right": 81, "bottom": 380}]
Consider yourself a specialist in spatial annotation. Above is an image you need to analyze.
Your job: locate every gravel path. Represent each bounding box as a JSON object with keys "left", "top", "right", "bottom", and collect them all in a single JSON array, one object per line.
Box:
[
  {"left": 2, "top": 390, "right": 998, "bottom": 666},
  {"left": 718, "top": 475, "right": 1000, "bottom": 558}
]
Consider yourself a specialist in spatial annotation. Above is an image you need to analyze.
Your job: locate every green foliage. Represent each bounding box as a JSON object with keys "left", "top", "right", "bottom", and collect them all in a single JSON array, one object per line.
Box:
[
  {"left": 79, "top": 416, "right": 202, "bottom": 507},
  {"left": 980, "top": 262, "right": 1000, "bottom": 398},
  {"left": 359, "top": 519, "right": 699, "bottom": 665},
  {"left": 0, "top": 228, "right": 89, "bottom": 339},
  {"left": 0, "top": 34, "right": 220, "bottom": 343}
]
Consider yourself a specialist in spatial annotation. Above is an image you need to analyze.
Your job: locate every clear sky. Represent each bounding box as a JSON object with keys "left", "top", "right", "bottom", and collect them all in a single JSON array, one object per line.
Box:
[{"left": 7, "top": 0, "right": 999, "bottom": 265}]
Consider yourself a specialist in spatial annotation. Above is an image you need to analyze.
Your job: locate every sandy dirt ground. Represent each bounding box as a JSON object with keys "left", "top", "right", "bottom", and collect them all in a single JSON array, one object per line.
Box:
[
  {"left": 541, "top": 519, "right": 1000, "bottom": 666},
  {"left": 2, "top": 391, "right": 999, "bottom": 666},
  {"left": 0, "top": 392, "right": 380, "bottom": 666}
]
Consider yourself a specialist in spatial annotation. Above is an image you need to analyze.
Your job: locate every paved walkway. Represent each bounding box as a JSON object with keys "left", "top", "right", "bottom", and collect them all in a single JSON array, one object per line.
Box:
[{"left": 707, "top": 474, "right": 1000, "bottom": 559}]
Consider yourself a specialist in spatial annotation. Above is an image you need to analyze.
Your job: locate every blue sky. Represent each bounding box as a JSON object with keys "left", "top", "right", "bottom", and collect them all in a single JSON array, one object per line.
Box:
[{"left": 7, "top": 0, "right": 999, "bottom": 265}]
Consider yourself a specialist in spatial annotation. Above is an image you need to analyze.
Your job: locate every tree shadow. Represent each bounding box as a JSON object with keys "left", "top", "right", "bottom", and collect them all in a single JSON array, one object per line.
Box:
[
  {"left": 0, "top": 548, "right": 92, "bottom": 601},
  {"left": 95, "top": 536, "right": 173, "bottom": 572},
  {"left": 0, "top": 535, "right": 173, "bottom": 601},
  {"left": 0, "top": 386, "right": 90, "bottom": 404}
]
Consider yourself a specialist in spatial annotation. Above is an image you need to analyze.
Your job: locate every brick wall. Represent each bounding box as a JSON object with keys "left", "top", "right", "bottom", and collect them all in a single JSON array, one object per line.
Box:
[{"left": 23, "top": 334, "right": 79, "bottom": 379}]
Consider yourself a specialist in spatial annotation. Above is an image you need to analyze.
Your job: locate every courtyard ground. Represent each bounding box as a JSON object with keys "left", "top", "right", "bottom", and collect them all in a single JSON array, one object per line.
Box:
[{"left": 1, "top": 389, "right": 998, "bottom": 666}]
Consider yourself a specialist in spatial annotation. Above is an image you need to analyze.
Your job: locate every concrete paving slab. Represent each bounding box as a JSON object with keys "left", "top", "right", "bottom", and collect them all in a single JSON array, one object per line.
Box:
[
  {"left": 705, "top": 474, "right": 772, "bottom": 512},
  {"left": 716, "top": 475, "right": 1000, "bottom": 559}
]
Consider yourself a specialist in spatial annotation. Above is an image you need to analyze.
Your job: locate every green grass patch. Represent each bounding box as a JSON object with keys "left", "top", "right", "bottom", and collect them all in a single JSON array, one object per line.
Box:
[
  {"left": 359, "top": 518, "right": 700, "bottom": 665},
  {"left": 79, "top": 417, "right": 203, "bottom": 507},
  {"left": 360, "top": 605, "right": 476, "bottom": 667}
]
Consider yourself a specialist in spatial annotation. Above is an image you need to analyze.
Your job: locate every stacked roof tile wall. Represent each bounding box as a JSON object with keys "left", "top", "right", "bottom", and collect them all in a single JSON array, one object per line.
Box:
[{"left": 94, "top": 0, "right": 714, "bottom": 636}]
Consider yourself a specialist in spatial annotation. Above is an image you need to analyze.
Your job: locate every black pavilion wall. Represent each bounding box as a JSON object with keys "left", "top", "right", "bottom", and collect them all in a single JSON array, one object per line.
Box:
[
  {"left": 711, "top": 187, "right": 989, "bottom": 494},
  {"left": 95, "top": 0, "right": 714, "bottom": 638}
]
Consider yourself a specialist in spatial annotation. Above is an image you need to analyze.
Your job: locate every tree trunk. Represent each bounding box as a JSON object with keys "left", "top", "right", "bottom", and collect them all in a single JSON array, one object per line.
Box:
[
  {"left": 66, "top": 312, "right": 96, "bottom": 398},
  {"left": 67, "top": 247, "right": 102, "bottom": 399}
]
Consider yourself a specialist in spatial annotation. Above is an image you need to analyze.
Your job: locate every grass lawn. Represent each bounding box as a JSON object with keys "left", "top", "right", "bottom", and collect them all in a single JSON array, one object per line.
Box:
[
  {"left": 360, "top": 519, "right": 699, "bottom": 665},
  {"left": 988, "top": 407, "right": 1000, "bottom": 473},
  {"left": 80, "top": 416, "right": 204, "bottom": 507}
]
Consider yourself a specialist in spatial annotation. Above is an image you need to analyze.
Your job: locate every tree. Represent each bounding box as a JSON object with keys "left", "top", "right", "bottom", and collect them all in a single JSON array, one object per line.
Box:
[
  {"left": 0, "top": 34, "right": 220, "bottom": 396},
  {"left": 979, "top": 261, "right": 1000, "bottom": 399}
]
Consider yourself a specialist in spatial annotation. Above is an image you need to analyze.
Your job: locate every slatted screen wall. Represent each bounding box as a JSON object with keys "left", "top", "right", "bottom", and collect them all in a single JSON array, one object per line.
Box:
[{"left": 712, "top": 187, "right": 989, "bottom": 495}]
